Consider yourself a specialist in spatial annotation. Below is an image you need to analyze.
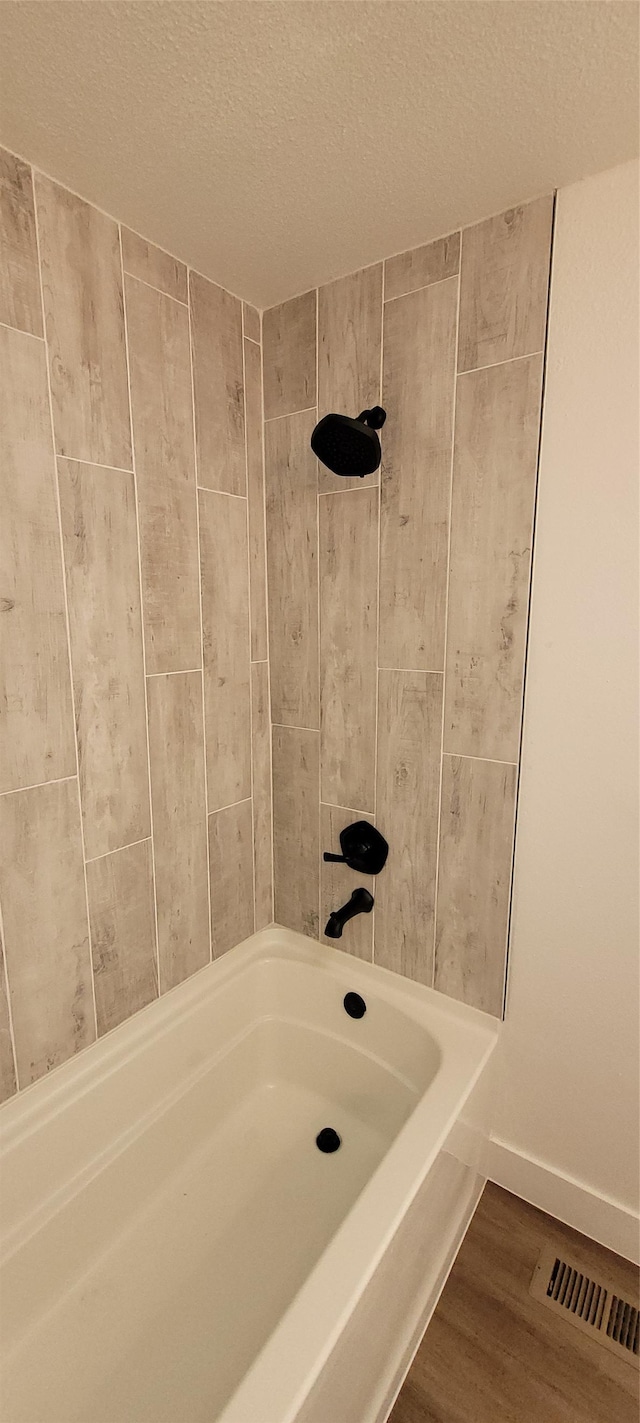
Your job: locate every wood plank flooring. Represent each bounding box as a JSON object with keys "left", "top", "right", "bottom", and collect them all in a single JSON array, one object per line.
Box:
[{"left": 391, "top": 1183, "right": 639, "bottom": 1423}]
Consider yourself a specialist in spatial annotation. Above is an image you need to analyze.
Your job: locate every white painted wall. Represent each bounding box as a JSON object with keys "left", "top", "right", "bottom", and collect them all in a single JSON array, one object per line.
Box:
[{"left": 489, "top": 160, "right": 640, "bottom": 1263}]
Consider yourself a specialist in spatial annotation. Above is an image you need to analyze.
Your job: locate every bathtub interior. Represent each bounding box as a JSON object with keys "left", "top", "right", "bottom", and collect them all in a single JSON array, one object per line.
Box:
[{"left": 1, "top": 947, "right": 444, "bottom": 1423}]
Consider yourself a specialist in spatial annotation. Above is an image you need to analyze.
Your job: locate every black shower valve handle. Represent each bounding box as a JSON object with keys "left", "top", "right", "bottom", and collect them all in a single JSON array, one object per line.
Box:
[{"left": 323, "top": 820, "right": 389, "bottom": 877}]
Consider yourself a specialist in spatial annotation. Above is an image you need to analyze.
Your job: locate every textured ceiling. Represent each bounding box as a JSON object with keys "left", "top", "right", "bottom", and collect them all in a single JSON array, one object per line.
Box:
[{"left": 0, "top": 1, "right": 637, "bottom": 308}]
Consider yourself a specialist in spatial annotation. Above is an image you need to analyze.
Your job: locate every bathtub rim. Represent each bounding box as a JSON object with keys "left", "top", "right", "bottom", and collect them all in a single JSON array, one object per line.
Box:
[{"left": 0, "top": 923, "right": 497, "bottom": 1155}]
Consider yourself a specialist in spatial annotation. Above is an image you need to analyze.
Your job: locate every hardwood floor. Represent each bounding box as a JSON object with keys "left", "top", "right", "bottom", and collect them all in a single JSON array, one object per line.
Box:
[{"left": 391, "top": 1183, "right": 639, "bottom": 1423}]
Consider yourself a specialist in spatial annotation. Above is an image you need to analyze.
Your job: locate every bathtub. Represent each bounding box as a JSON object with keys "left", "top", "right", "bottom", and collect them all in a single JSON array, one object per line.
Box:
[{"left": 0, "top": 926, "right": 498, "bottom": 1423}]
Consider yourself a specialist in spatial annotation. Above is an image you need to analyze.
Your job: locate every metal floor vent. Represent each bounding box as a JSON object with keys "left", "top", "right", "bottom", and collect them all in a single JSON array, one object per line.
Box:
[{"left": 530, "top": 1245, "right": 639, "bottom": 1368}]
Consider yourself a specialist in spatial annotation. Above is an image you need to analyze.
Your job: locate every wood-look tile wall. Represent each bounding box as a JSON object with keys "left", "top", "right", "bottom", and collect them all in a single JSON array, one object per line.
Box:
[
  {"left": 0, "top": 137, "right": 552, "bottom": 1103},
  {"left": 263, "top": 195, "right": 553, "bottom": 1017},
  {"left": 0, "top": 147, "right": 272, "bottom": 1102}
]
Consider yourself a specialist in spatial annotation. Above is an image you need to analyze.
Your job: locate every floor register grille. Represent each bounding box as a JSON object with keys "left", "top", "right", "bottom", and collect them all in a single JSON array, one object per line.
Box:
[{"left": 530, "top": 1246, "right": 639, "bottom": 1367}]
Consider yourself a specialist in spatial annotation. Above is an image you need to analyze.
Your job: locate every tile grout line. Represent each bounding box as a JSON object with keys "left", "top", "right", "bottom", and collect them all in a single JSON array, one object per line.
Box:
[
  {"left": 55, "top": 454, "right": 134, "bottom": 475},
  {"left": 207, "top": 796, "right": 252, "bottom": 817},
  {"left": 196, "top": 485, "right": 247, "bottom": 500},
  {"left": 383, "top": 269, "right": 460, "bottom": 304},
  {"left": 318, "top": 483, "right": 379, "bottom": 497},
  {"left": 443, "top": 751, "right": 518, "bottom": 768},
  {"left": 258, "top": 330, "right": 275, "bottom": 925},
  {"left": 119, "top": 223, "right": 163, "bottom": 1000},
  {"left": 271, "top": 722, "right": 320, "bottom": 734},
  {"left": 146, "top": 668, "right": 202, "bottom": 678},
  {"left": 378, "top": 666, "right": 444, "bottom": 675},
  {"left": 122, "top": 270, "right": 188, "bottom": 307},
  {"left": 241, "top": 321, "right": 258, "bottom": 935},
  {"left": 457, "top": 348, "right": 544, "bottom": 379},
  {"left": 0, "top": 885, "right": 21, "bottom": 1094},
  {"left": 430, "top": 261, "right": 463, "bottom": 991},
  {"left": 372, "top": 257, "right": 385, "bottom": 966},
  {"left": 322, "top": 799, "right": 374, "bottom": 819},
  {"left": 32, "top": 174, "right": 99, "bottom": 1044},
  {"left": 0, "top": 316, "right": 44, "bottom": 340},
  {"left": 85, "top": 835, "right": 152, "bottom": 865},
  {"left": 0, "top": 774, "right": 77, "bottom": 799},
  {"left": 187, "top": 272, "right": 214, "bottom": 966},
  {"left": 264, "top": 403, "right": 317, "bottom": 424}
]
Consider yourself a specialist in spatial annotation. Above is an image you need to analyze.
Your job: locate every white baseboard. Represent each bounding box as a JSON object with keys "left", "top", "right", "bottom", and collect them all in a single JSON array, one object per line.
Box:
[{"left": 487, "top": 1137, "right": 639, "bottom": 1265}]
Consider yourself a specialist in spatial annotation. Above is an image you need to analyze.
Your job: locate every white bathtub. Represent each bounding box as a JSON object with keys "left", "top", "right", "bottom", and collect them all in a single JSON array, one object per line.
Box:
[{"left": 0, "top": 926, "right": 498, "bottom": 1423}]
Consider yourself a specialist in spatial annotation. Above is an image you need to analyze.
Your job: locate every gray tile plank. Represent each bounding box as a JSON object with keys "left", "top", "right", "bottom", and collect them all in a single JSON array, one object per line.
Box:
[
  {"left": 0, "top": 326, "right": 75, "bottom": 792},
  {"left": 0, "top": 935, "right": 17, "bottom": 1102},
  {"left": 245, "top": 336, "right": 268, "bottom": 661},
  {"left": 58, "top": 459, "right": 150, "bottom": 859},
  {"left": 251, "top": 662, "right": 273, "bottom": 930},
  {"left": 320, "top": 487, "right": 378, "bottom": 812},
  {"left": 379, "top": 276, "right": 458, "bottom": 671},
  {"left": 272, "top": 727, "right": 319, "bottom": 938},
  {"left": 208, "top": 800, "right": 255, "bottom": 957},
  {"left": 263, "top": 290, "right": 316, "bottom": 419},
  {"left": 317, "top": 264, "right": 382, "bottom": 491},
  {"left": 434, "top": 755, "right": 516, "bottom": 1017},
  {"left": 374, "top": 671, "right": 443, "bottom": 985},
  {"left": 87, "top": 840, "right": 158, "bottom": 1034},
  {"left": 443, "top": 355, "right": 543, "bottom": 762},
  {"left": 121, "top": 227, "right": 187, "bottom": 302},
  {"left": 265, "top": 410, "right": 319, "bottom": 728},
  {"left": 385, "top": 231, "right": 460, "bottom": 303},
  {"left": 0, "top": 146, "right": 42, "bottom": 336},
  {"left": 147, "top": 670, "right": 210, "bottom": 990},
  {"left": 190, "top": 271, "right": 246, "bottom": 496},
  {"left": 458, "top": 196, "right": 553, "bottom": 372},
  {"left": 125, "top": 273, "right": 201, "bottom": 674},
  {"left": 0, "top": 779, "right": 94, "bottom": 1086},
  {"left": 35, "top": 174, "right": 131, "bottom": 466},
  {"left": 199, "top": 489, "right": 252, "bottom": 811}
]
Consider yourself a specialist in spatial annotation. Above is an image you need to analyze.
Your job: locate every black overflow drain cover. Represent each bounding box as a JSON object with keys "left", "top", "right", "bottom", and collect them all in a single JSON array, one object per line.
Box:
[
  {"left": 344, "top": 992, "right": 366, "bottom": 1019},
  {"left": 316, "top": 1127, "right": 341, "bottom": 1153}
]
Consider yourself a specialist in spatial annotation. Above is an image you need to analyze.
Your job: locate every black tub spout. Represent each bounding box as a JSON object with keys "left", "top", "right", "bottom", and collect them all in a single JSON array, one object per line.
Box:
[{"left": 324, "top": 887, "right": 374, "bottom": 940}]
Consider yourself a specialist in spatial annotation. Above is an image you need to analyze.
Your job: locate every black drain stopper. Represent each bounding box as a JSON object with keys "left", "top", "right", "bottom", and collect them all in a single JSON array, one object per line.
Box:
[
  {"left": 344, "top": 991, "right": 366, "bottom": 1019},
  {"left": 316, "top": 1127, "right": 341, "bottom": 1153}
]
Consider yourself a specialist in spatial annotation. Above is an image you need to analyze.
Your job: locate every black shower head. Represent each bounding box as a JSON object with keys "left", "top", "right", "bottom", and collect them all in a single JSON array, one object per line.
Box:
[{"left": 311, "top": 407, "right": 386, "bottom": 477}]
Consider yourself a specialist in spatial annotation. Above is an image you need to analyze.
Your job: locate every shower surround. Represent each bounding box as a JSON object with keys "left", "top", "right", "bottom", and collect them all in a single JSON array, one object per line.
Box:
[
  {"left": 0, "top": 137, "right": 552, "bottom": 1104},
  {"left": 263, "top": 197, "right": 553, "bottom": 1015},
  {"left": 0, "top": 146, "right": 271, "bottom": 1101}
]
